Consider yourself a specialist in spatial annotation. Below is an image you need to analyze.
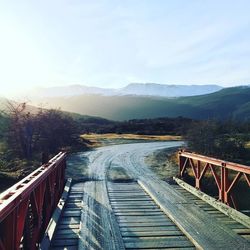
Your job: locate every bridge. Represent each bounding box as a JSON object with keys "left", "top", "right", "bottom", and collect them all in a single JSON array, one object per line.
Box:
[{"left": 0, "top": 143, "right": 250, "bottom": 249}]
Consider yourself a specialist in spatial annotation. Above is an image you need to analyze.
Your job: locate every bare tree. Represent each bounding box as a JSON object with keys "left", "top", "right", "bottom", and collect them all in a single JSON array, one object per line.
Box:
[{"left": 6, "top": 101, "right": 33, "bottom": 159}]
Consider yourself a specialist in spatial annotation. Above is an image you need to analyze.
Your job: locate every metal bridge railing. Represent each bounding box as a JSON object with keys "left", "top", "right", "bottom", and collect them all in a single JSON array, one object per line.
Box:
[
  {"left": 179, "top": 150, "right": 250, "bottom": 209},
  {"left": 0, "top": 152, "right": 66, "bottom": 250}
]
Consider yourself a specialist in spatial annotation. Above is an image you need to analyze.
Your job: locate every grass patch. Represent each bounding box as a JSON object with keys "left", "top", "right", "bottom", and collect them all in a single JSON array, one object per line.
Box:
[
  {"left": 0, "top": 172, "right": 18, "bottom": 193},
  {"left": 0, "top": 142, "right": 6, "bottom": 151},
  {"left": 145, "top": 148, "right": 179, "bottom": 182},
  {"left": 0, "top": 158, "right": 40, "bottom": 193},
  {"left": 107, "top": 166, "right": 133, "bottom": 182},
  {"left": 245, "top": 141, "right": 250, "bottom": 149}
]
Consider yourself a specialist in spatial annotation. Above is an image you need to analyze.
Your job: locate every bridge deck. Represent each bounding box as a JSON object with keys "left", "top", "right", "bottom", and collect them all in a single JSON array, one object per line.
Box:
[
  {"left": 50, "top": 183, "right": 84, "bottom": 249},
  {"left": 108, "top": 182, "right": 194, "bottom": 249},
  {"left": 173, "top": 184, "right": 250, "bottom": 241},
  {"left": 49, "top": 179, "right": 250, "bottom": 249}
]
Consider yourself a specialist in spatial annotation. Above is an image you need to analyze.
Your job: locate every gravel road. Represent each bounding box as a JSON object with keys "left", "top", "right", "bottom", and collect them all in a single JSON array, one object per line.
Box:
[{"left": 83, "top": 141, "right": 184, "bottom": 181}]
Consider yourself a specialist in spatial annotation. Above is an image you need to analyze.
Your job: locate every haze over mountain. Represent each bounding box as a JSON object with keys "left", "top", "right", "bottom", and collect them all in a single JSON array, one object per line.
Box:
[
  {"left": 27, "top": 86, "right": 250, "bottom": 121},
  {"left": 26, "top": 83, "right": 222, "bottom": 98}
]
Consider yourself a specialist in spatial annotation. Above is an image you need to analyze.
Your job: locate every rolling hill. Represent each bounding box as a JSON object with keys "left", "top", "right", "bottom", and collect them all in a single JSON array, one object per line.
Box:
[{"left": 28, "top": 86, "right": 250, "bottom": 121}]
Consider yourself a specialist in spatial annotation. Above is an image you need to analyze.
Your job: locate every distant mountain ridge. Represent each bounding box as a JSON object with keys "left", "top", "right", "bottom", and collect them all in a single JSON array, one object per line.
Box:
[
  {"left": 120, "top": 83, "right": 222, "bottom": 97},
  {"left": 27, "top": 83, "right": 223, "bottom": 98},
  {"left": 27, "top": 86, "right": 250, "bottom": 121}
]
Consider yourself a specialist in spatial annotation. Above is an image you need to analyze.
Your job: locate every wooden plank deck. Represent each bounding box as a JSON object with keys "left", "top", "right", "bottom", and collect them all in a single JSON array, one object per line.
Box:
[
  {"left": 139, "top": 179, "right": 250, "bottom": 249},
  {"left": 78, "top": 181, "right": 125, "bottom": 250},
  {"left": 50, "top": 183, "right": 84, "bottom": 250},
  {"left": 50, "top": 179, "right": 250, "bottom": 250},
  {"left": 108, "top": 182, "right": 195, "bottom": 250},
  {"left": 172, "top": 183, "right": 250, "bottom": 242}
]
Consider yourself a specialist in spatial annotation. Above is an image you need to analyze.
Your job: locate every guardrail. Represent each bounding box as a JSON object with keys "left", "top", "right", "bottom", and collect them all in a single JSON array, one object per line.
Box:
[
  {"left": 0, "top": 152, "right": 66, "bottom": 250},
  {"left": 178, "top": 150, "right": 250, "bottom": 209}
]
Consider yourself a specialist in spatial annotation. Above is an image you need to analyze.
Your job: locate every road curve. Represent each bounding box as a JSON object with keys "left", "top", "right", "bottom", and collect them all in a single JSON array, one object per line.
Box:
[
  {"left": 76, "top": 141, "right": 185, "bottom": 249},
  {"left": 84, "top": 141, "right": 183, "bottom": 180},
  {"left": 76, "top": 141, "right": 250, "bottom": 250}
]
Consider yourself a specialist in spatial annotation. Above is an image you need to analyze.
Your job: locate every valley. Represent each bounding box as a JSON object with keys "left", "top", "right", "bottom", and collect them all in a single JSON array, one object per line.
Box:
[{"left": 24, "top": 86, "right": 250, "bottom": 121}]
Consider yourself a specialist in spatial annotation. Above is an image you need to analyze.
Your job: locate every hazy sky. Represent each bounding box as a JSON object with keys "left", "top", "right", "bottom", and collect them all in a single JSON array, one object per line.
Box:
[{"left": 0, "top": 0, "right": 250, "bottom": 96}]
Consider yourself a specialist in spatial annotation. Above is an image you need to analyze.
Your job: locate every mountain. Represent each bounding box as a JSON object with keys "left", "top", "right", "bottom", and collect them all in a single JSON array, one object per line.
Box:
[
  {"left": 25, "top": 83, "right": 222, "bottom": 98},
  {"left": 28, "top": 86, "right": 250, "bottom": 121},
  {"left": 119, "top": 83, "right": 222, "bottom": 97}
]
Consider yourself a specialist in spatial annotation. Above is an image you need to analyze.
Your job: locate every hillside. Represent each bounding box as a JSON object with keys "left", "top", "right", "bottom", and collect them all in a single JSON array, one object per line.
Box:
[
  {"left": 179, "top": 86, "right": 250, "bottom": 120},
  {"left": 28, "top": 86, "right": 250, "bottom": 121}
]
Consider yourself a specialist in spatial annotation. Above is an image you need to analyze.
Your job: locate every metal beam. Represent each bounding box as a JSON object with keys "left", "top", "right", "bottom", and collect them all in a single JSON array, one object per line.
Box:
[{"left": 0, "top": 152, "right": 66, "bottom": 250}]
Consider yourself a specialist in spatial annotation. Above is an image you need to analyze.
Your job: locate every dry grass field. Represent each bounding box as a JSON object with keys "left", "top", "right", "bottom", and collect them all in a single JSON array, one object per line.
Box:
[
  {"left": 81, "top": 133, "right": 182, "bottom": 147},
  {"left": 82, "top": 133, "right": 182, "bottom": 140},
  {"left": 246, "top": 141, "right": 250, "bottom": 149}
]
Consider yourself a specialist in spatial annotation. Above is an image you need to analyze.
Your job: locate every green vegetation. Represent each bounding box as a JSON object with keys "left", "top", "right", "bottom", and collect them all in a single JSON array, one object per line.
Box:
[
  {"left": 186, "top": 120, "right": 250, "bottom": 164},
  {"left": 77, "top": 116, "right": 193, "bottom": 135}
]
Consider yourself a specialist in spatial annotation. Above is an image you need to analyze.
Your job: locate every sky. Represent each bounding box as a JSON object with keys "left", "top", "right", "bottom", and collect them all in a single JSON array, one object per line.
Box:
[{"left": 0, "top": 0, "right": 250, "bottom": 96}]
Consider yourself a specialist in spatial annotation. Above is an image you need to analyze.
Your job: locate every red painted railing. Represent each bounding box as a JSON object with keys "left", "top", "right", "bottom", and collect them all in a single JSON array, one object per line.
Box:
[
  {"left": 0, "top": 152, "right": 66, "bottom": 250},
  {"left": 179, "top": 150, "right": 250, "bottom": 209}
]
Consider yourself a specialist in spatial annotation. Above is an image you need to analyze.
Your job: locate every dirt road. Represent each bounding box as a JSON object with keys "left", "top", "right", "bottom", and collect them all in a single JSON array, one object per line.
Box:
[{"left": 84, "top": 141, "right": 183, "bottom": 181}]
